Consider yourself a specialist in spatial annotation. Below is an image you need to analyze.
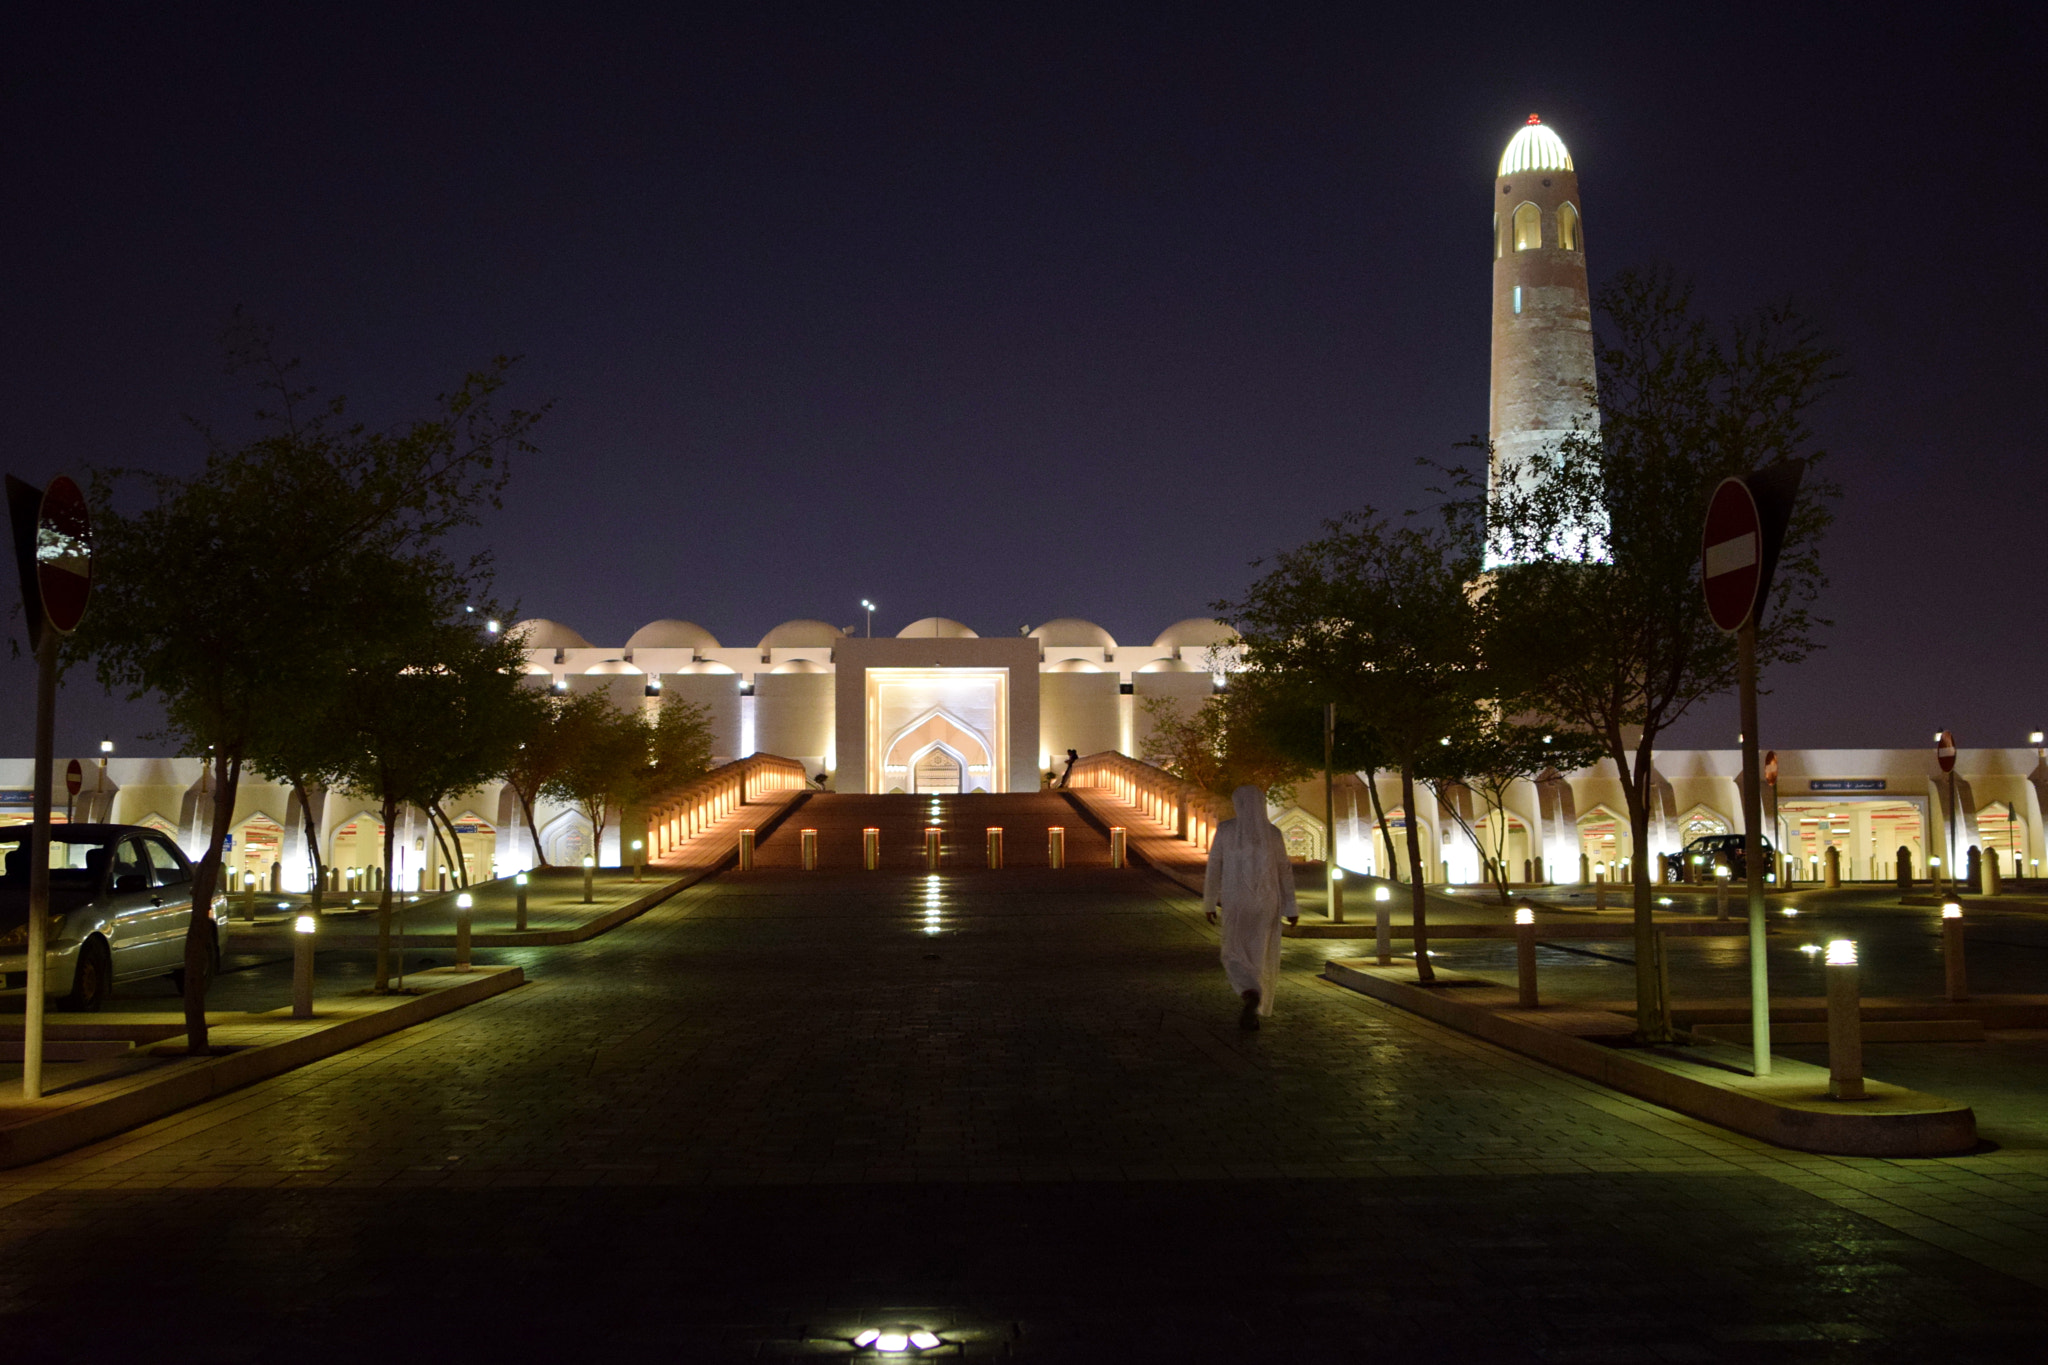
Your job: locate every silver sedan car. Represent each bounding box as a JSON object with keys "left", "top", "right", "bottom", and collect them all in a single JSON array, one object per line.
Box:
[{"left": 0, "top": 824, "right": 230, "bottom": 1011}]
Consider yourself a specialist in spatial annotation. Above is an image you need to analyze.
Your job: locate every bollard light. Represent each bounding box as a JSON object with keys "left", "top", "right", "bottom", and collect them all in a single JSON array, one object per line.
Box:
[
  {"left": 514, "top": 871, "right": 529, "bottom": 931},
  {"left": 581, "top": 854, "right": 595, "bottom": 903},
  {"left": 1515, "top": 906, "right": 1534, "bottom": 925},
  {"left": 631, "top": 838, "right": 644, "bottom": 882},
  {"left": 1942, "top": 901, "right": 1962, "bottom": 919},
  {"left": 455, "top": 891, "right": 474, "bottom": 970},
  {"left": 1374, "top": 886, "right": 1390, "bottom": 903},
  {"left": 1825, "top": 938, "right": 1856, "bottom": 966},
  {"left": 1942, "top": 902, "right": 1968, "bottom": 1001},
  {"left": 291, "top": 914, "right": 316, "bottom": 1017},
  {"left": 1824, "top": 938, "right": 1864, "bottom": 1099}
]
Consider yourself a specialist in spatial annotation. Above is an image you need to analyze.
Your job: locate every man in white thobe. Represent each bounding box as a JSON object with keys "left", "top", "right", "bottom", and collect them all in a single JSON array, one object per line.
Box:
[{"left": 1202, "top": 784, "right": 1298, "bottom": 1030}]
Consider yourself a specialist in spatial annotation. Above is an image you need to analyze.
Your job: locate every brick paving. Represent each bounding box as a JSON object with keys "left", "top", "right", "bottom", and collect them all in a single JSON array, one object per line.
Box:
[{"left": 0, "top": 793, "right": 2040, "bottom": 1360}]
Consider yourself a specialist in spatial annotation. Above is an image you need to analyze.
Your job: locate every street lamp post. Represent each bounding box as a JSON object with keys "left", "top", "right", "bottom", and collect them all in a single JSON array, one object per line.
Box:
[{"left": 861, "top": 599, "right": 875, "bottom": 637}]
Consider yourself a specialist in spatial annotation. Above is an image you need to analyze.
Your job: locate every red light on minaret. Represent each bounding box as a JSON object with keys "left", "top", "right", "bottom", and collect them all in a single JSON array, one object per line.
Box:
[{"left": 1527, "top": 114, "right": 1541, "bottom": 124}]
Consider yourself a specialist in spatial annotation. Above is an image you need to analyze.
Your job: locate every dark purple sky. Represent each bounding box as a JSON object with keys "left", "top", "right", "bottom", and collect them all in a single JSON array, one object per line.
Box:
[{"left": 3, "top": 3, "right": 2041, "bottom": 758}]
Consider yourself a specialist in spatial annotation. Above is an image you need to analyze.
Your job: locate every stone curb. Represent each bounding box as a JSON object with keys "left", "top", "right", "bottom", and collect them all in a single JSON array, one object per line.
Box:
[
  {"left": 0, "top": 965, "right": 524, "bottom": 1170},
  {"left": 1322, "top": 958, "right": 1977, "bottom": 1158}
]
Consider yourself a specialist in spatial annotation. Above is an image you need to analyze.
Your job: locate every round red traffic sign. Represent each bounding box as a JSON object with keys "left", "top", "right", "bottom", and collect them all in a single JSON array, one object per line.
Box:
[
  {"left": 35, "top": 476, "right": 92, "bottom": 635},
  {"left": 1701, "top": 477, "right": 1762, "bottom": 632},
  {"left": 1763, "top": 750, "right": 1778, "bottom": 784},
  {"left": 65, "top": 759, "right": 82, "bottom": 798},
  {"left": 1936, "top": 731, "right": 1956, "bottom": 773}
]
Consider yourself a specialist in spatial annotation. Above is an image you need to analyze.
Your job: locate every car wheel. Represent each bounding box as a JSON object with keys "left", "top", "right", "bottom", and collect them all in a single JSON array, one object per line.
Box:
[
  {"left": 61, "top": 938, "right": 113, "bottom": 1013},
  {"left": 168, "top": 924, "right": 221, "bottom": 995}
]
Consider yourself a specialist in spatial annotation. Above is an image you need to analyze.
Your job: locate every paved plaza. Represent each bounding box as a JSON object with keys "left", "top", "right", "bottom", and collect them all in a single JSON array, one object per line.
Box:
[{"left": 0, "top": 795, "right": 2043, "bottom": 1360}]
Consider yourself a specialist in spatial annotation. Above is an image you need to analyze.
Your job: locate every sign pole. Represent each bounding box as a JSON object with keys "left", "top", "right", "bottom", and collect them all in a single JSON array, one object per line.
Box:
[
  {"left": 1324, "top": 703, "right": 1340, "bottom": 922},
  {"left": 1737, "top": 621, "right": 1770, "bottom": 1077},
  {"left": 23, "top": 629, "right": 57, "bottom": 1100}
]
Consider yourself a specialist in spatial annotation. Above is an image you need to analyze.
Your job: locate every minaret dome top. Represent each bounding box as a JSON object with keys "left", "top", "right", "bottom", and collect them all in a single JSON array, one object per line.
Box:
[{"left": 1498, "top": 116, "right": 1574, "bottom": 177}]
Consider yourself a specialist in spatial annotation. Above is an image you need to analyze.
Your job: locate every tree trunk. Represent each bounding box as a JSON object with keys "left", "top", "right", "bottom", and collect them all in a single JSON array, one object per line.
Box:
[
  {"left": 182, "top": 748, "right": 241, "bottom": 1054},
  {"left": 427, "top": 803, "right": 463, "bottom": 889},
  {"left": 375, "top": 794, "right": 397, "bottom": 992},
  {"left": 1362, "top": 769, "right": 1401, "bottom": 882},
  {"left": 1400, "top": 764, "right": 1434, "bottom": 983},
  {"left": 292, "top": 779, "right": 325, "bottom": 915},
  {"left": 1620, "top": 741, "right": 1671, "bottom": 1042},
  {"left": 433, "top": 803, "right": 471, "bottom": 888},
  {"left": 516, "top": 780, "right": 550, "bottom": 868}
]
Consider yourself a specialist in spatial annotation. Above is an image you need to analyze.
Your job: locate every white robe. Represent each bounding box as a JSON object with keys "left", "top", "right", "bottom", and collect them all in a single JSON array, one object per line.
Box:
[{"left": 1200, "top": 785, "right": 1297, "bottom": 1016}]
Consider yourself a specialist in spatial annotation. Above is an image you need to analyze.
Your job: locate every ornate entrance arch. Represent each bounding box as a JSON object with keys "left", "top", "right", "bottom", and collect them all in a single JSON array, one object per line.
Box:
[{"left": 881, "top": 709, "right": 994, "bottom": 794}]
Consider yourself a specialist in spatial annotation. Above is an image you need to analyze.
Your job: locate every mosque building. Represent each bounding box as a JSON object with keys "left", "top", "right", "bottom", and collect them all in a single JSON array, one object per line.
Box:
[{"left": 5, "top": 117, "right": 2043, "bottom": 892}]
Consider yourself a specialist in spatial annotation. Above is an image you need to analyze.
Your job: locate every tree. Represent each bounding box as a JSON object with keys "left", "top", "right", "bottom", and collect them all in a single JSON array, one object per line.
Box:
[
  {"left": 501, "top": 688, "right": 601, "bottom": 869},
  {"left": 1474, "top": 267, "right": 1840, "bottom": 1038},
  {"left": 1139, "top": 690, "right": 1309, "bottom": 803},
  {"left": 1422, "top": 718, "right": 1602, "bottom": 904},
  {"left": 541, "top": 696, "right": 653, "bottom": 868},
  {"left": 1218, "top": 508, "right": 1487, "bottom": 983},
  {"left": 82, "top": 331, "right": 544, "bottom": 1033}
]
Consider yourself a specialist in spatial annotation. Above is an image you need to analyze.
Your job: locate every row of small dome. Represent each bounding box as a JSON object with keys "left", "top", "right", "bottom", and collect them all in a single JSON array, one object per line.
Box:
[{"left": 511, "top": 616, "right": 1239, "bottom": 653}]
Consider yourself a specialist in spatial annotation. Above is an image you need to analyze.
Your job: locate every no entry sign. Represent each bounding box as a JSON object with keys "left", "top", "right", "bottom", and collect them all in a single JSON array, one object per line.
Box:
[
  {"left": 35, "top": 477, "right": 92, "bottom": 635},
  {"left": 1701, "top": 477, "right": 1763, "bottom": 632},
  {"left": 64, "top": 760, "right": 81, "bottom": 798},
  {"left": 1936, "top": 731, "right": 1956, "bottom": 773}
]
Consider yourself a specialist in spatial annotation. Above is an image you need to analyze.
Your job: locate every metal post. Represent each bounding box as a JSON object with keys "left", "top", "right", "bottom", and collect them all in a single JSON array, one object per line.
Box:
[
  {"left": 801, "top": 828, "right": 818, "bottom": 871},
  {"left": 1738, "top": 621, "right": 1772, "bottom": 1077},
  {"left": 1942, "top": 901, "right": 1967, "bottom": 1001},
  {"left": 1593, "top": 871, "right": 1606, "bottom": 912},
  {"left": 1329, "top": 866, "right": 1344, "bottom": 921},
  {"left": 455, "top": 892, "right": 473, "bottom": 971},
  {"left": 292, "top": 914, "right": 316, "bottom": 1018},
  {"left": 1324, "top": 702, "right": 1340, "bottom": 922},
  {"left": 514, "top": 872, "right": 528, "bottom": 931},
  {"left": 863, "top": 828, "right": 880, "bottom": 871},
  {"left": 738, "top": 829, "right": 755, "bottom": 871},
  {"left": 1716, "top": 865, "right": 1730, "bottom": 920},
  {"left": 924, "top": 826, "right": 941, "bottom": 872},
  {"left": 986, "top": 827, "right": 1003, "bottom": 869},
  {"left": 1515, "top": 906, "right": 1538, "bottom": 1008},
  {"left": 1109, "top": 826, "right": 1125, "bottom": 869},
  {"left": 1825, "top": 939, "right": 1864, "bottom": 1100},
  {"left": 23, "top": 631, "right": 57, "bottom": 1100}
]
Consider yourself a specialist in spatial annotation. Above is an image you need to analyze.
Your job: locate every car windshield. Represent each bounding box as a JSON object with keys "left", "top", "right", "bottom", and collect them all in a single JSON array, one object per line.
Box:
[{"left": 0, "top": 833, "right": 119, "bottom": 888}]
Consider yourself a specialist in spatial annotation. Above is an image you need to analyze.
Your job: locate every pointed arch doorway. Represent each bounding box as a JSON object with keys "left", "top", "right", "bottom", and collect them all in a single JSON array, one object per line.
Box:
[{"left": 912, "top": 748, "right": 964, "bottom": 794}]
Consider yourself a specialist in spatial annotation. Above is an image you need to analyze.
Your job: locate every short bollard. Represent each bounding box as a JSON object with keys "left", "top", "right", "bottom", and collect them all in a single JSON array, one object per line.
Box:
[
  {"left": 1715, "top": 864, "right": 1731, "bottom": 919},
  {"left": 738, "top": 829, "right": 755, "bottom": 871},
  {"left": 631, "top": 839, "right": 644, "bottom": 882},
  {"left": 986, "top": 827, "right": 1004, "bottom": 869},
  {"left": 1373, "top": 884, "right": 1393, "bottom": 965},
  {"left": 1329, "top": 865, "right": 1345, "bottom": 922},
  {"left": 1048, "top": 826, "right": 1066, "bottom": 869},
  {"left": 1515, "top": 906, "right": 1538, "bottom": 1008},
  {"left": 924, "top": 826, "right": 941, "bottom": 872},
  {"left": 1109, "top": 827, "right": 1126, "bottom": 869},
  {"left": 291, "top": 914, "right": 316, "bottom": 1019},
  {"left": 1826, "top": 938, "right": 1865, "bottom": 1099},
  {"left": 455, "top": 891, "right": 474, "bottom": 971},
  {"left": 1942, "top": 901, "right": 1968, "bottom": 1001},
  {"left": 243, "top": 870, "right": 258, "bottom": 919},
  {"left": 514, "top": 871, "right": 529, "bottom": 931},
  {"left": 863, "top": 828, "right": 880, "bottom": 871},
  {"left": 1594, "top": 871, "right": 1607, "bottom": 912},
  {"left": 801, "top": 828, "right": 818, "bottom": 871},
  {"left": 581, "top": 854, "right": 595, "bottom": 903}
]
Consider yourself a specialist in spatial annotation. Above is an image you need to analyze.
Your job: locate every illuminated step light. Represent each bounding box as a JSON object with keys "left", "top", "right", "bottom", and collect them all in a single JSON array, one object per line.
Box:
[{"left": 851, "top": 1326, "right": 944, "bottom": 1352}]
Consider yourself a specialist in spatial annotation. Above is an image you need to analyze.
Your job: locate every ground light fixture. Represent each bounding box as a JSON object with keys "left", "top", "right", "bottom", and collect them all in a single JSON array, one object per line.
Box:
[
  {"left": 1374, "top": 886, "right": 1390, "bottom": 902},
  {"left": 1943, "top": 901, "right": 1962, "bottom": 919},
  {"left": 850, "top": 1327, "right": 943, "bottom": 1353},
  {"left": 1825, "top": 938, "right": 1856, "bottom": 967}
]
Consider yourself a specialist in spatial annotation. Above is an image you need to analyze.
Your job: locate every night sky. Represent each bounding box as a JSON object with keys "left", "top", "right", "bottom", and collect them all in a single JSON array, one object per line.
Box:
[{"left": 3, "top": 3, "right": 2041, "bottom": 758}]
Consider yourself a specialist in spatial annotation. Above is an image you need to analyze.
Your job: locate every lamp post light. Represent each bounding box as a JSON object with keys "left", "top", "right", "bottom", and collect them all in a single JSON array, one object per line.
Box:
[
  {"left": 860, "top": 599, "right": 875, "bottom": 637},
  {"left": 292, "top": 914, "right": 316, "bottom": 1018},
  {"left": 581, "top": 854, "right": 595, "bottom": 903},
  {"left": 1715, "top": 863, "right": 1731, "bottom": 920},
  {"left": 455, "top": 892, "right": 474, "bottom": 971},
  {"left": 514, "top": 871, "right": 529, "bottom": 931},
  {"left": 1515, "top": 905, "right": 1538, "bottom": 1008},
  {"left": 1373, "top": 883, "right": 1392, "bottom": 966},
  {"left": 630, "top": 838, "right": 644, "bottom": 882}
]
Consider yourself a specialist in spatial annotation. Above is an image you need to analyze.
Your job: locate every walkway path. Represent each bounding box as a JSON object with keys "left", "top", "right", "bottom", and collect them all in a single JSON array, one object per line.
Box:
[{"left": 0, "top": 794, "right": 2040, "bottom": 1360}]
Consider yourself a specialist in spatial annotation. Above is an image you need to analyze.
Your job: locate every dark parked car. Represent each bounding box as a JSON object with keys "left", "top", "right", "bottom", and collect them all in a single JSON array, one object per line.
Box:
[
  {"left": 1667, "top": 832, "right": 1777, "bottom": 884},
  {"left": 0, "top": 824, "right": 228, "bottom": 1010}
]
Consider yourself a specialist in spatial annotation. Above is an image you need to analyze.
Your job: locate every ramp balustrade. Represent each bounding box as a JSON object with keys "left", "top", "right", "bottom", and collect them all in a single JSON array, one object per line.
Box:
[{"left": 641, "top": 753, "right": 808, "bottom": 858}]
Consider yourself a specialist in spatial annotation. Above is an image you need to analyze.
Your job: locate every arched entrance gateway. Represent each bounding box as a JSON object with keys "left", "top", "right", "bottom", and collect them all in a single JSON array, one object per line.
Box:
[
  {"left": 881, "top": 709, "right": 993, "bottom": 794},
  {"left": 912, "top": 748, "right": 964, "bottom": 794}
]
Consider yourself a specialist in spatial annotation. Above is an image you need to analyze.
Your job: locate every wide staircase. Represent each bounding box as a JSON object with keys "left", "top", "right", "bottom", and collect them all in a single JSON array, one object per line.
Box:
[{"left": 746, "top": 793, "right": 1115, "bottom": 871}]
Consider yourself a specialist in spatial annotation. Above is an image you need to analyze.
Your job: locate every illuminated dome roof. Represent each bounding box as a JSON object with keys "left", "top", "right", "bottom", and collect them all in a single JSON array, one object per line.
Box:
[
  {"left": 758, "top": 619, "right": 844, "bottom": 650},
  {"left": 1498, "top": 116, "right": 1574, "bottom": 177},
  {"left": 897, "top": 617, "right": 978, "bottom": 639},
  {"left": 625, "top": 619, "right": 721, "bottom": 651},
  {"left": 1028, "top": 618, "right": 1117, "bottom": 649},
  {"left": 1152, "top": 618, "right": 1238, "bottom": 652},
  {"left": 509, "top": 619, "right": 591, "bottom": 649}
]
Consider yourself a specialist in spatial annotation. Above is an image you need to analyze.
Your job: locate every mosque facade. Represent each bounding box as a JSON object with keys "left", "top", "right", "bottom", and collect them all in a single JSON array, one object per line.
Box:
[{"left": 5, "top": 118, "right": 2043, "bottom": 892}]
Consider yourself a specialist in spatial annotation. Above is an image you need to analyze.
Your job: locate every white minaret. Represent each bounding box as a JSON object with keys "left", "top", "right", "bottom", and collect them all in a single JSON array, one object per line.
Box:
[{"left": 1487, "top": 115, "right": 1599, "bottom": 565}]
